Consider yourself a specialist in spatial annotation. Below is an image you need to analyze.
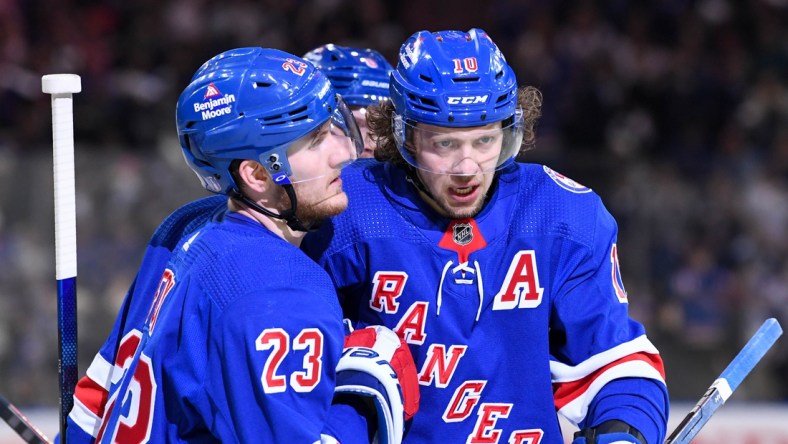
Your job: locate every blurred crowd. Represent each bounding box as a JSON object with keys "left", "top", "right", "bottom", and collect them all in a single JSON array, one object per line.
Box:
[{"left": 0, "top": 0, "right": 786, "bottom": 406}]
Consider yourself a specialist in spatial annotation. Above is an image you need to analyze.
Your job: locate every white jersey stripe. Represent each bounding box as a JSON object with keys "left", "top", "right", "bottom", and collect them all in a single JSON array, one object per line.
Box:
[
  {"left": 557, "top": 360, "right": 665, "bottom": 425},
  {"left": 550, "top": 335, "right": 659, "bottom": 382}
]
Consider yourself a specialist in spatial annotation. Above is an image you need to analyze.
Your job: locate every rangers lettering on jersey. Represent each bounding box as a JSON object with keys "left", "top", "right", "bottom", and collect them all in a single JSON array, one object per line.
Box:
[
  {"left": 443, "top": 381, "right": 486, "bottom": 422},
  {"left": 469, "top": 403, "right": 512, "bottom": 444},
  {"left": 418, "top": 344, "right": 466, "bottom": 388},
  {"left": 370, "top": 271, "right": 408, "bottom": 313},
  {"left": 394, "top": 302, "right": 428, "bottom": 345}
]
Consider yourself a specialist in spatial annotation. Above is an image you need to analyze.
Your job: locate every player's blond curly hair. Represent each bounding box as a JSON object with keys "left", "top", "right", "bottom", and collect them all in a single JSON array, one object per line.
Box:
[{"left": 368, "top": 86, "right": 542, "bottom": 168}]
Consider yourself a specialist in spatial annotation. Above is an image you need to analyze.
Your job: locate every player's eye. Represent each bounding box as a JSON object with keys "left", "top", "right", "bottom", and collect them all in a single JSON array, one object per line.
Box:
[
  {"left": 433, "top": 139, "right": 454, "bottom": 149},
  {"left": 309, "top": 125, "right": 332, "bottom": 149},
  {"left": 474, "top": 132, "right": 501, "bottom": 149}
]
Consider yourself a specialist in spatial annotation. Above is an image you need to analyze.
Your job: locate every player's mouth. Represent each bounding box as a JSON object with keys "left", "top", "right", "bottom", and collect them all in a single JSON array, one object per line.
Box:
[{"left": 448, "top": 184, "right": 480, "bottom": 203}]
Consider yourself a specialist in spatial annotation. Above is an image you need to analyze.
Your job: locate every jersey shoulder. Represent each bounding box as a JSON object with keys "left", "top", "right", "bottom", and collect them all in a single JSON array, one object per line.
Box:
[
  {"left": 107, "top": 195, "right": 228, "bottom": 356},
  {"left": 172, "top": 214, "right": 342, "bottom": 318},
  {"left": 149, "top": 195, "right": 226, "bottom": 250},
  {"left": 306, "top": 160, "right": 427, "bottom": 254},
  {"left": 509, "top": 163, "right": 615, "bottom": 249}
]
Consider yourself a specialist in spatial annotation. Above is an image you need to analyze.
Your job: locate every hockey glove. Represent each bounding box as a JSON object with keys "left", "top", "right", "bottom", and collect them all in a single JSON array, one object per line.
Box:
[
  {"left": 573, "top": 420, "right": 645, "bottom": 444},
  {"left": 335, "top": 325, "right": 419, "bottom": 444}
]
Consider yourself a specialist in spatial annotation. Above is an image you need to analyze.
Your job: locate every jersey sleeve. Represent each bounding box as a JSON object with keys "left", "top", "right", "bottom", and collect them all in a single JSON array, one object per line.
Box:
[
  {"left": 549, "top": 199, "right": 668, "bottom": 443},
  {"left": 66, "top": 278, "right": 137, "bottom": 441},
  {"left": 65, "top": 196, "right": 226, "bottom": 442}
]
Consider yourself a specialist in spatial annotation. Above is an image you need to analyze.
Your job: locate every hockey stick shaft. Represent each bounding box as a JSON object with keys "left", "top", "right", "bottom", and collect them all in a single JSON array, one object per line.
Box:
[
  {"left": 665, "top": 318, "right": 783, "bottom": 444},
  {"left": 0, "top": 395, "right": 51, "bottom": 444},
  {"left": 43, "top": 74, "right": 82, "bottom": 444}
]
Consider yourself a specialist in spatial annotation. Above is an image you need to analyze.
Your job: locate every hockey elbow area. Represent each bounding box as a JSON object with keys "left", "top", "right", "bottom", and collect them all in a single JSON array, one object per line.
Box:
[
  {"left": 69, "top": 354, "right": 115, "bottom": 436},
  {"left": 551, "top": 335, "right": 666, "bottom": 425}
]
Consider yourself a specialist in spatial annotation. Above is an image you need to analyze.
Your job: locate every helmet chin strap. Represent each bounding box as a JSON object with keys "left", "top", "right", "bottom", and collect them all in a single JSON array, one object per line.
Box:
[{"left": 231, "top": 185, "right": 309, "bottom": 232}]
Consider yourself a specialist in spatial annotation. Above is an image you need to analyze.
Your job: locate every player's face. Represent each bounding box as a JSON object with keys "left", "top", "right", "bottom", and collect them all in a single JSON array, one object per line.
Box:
[
  {"left": 352, "top": 107, "right": 375, "bottom": 158},
  {"left": 281, "top": 122, "right": 353, "bottom": 223},
  {"left": 412, "top": 122, "right": 503, "bottom": 219}
]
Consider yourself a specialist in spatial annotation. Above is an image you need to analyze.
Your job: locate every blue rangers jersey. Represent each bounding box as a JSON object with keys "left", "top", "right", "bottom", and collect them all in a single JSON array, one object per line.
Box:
[
  {"left": 67, "top": 199, "right": 356, "bottom": 443},
  {"left": 302, "top": 160, "right": 669, "bottom": 444},
  {"left": 67, "top": 196, "right": 224, "bottom": 442}
]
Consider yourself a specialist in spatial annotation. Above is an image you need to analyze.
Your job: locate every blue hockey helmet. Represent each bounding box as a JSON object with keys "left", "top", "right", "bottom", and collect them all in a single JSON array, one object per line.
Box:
[
  {"left": 303, "top": 44, "right": 393, "bottom": 108},
  {"left": 390, "top": 29, "right": 524, "bottom": 174},
  {"left": 177, "top": 47, "right": 363, "bottom": 195}
]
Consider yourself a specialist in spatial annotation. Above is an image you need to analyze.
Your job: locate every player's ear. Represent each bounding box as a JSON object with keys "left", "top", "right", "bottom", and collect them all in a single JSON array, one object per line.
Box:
[{"left": 236, "top": 160, "right": 270, "bottom": 194}]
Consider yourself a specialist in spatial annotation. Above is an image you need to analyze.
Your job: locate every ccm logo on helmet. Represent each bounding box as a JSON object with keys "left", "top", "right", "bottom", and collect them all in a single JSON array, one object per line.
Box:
[{"left": 446, "top": 95, "right": 488, "bottom": 105}]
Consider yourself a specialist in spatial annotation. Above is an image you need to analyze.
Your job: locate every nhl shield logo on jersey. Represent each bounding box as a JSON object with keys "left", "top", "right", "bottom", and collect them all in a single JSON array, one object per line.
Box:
[
  {"left": 543, "top": 166, "right": 591, "bottom": 194},
  {"left": 439, "top": 219, "right": 487, "bottom": 264},
  {"left": 453, "top": 223, "right": 473, "bottom": 246}
]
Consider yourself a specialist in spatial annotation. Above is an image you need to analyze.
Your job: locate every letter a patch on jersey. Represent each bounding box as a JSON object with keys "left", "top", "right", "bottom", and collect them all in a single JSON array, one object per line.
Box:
[{"left": 493, "top": 251, "right": 544, "bottom": 310}]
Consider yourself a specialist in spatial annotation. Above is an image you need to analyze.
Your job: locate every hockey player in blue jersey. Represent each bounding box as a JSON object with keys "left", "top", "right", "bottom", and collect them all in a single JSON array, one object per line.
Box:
[
  {"left": 64, "top": 47, "right": 418, "bottom": 444},
  {"left": 301, "top": 29, "right": 669, "bottom": 444},
  {"left": 304, "top": 44, "right": 393, "bottom": 158}
]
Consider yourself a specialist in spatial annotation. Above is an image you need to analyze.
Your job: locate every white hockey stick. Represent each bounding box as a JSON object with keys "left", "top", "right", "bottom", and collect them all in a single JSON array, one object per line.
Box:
[
  {"left": 42, "top": 73, "right": 81, "bottom": 443},
  {"left": 665, "top": 317, "right": 783, "bottom": 444}
]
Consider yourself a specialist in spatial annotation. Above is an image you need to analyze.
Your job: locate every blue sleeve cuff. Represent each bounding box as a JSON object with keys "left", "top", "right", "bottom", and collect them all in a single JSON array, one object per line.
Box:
[{"left": 582, "top": 378, "right": 669, "bottom": 444}]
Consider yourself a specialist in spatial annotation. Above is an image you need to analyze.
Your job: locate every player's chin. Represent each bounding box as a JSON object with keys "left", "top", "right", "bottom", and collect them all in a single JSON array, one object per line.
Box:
[
  {"left": 441, "top": 197, "right": 485, "bottom": 219},
  {"left": 322, "top": 192, "right": 349, "bottom": 217},
  {"left": 304, "top": 192, "right": 349, "bottom": 219}
]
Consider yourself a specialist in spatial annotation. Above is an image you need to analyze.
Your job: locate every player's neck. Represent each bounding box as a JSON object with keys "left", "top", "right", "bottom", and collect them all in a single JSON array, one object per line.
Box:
[{"left": 234, "top": 205, "right": 307, "bottom": 246}]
